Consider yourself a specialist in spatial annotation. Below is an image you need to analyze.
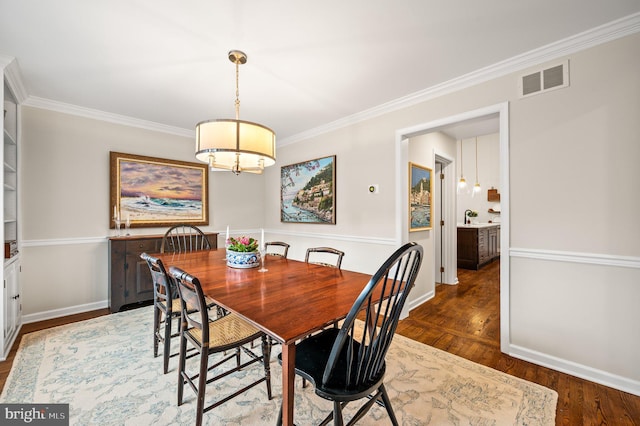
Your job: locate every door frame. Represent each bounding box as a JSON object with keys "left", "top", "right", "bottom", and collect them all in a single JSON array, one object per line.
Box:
[{"left": 395, "top": 101, "right": 510, "bottom": 352}]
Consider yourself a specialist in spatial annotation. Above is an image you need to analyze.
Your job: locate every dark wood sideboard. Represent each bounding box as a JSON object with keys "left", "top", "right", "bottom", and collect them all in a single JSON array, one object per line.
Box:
[{"left": 108, "top": 233, "right": 218, "bottom": 313}]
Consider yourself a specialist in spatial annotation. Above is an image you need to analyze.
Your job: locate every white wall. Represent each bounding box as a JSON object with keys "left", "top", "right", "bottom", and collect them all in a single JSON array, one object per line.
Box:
[
  {"left": 262, "top": 121, "right": 399, "bottom": 274},
  {"left": 20, "top": 107, "right": 263, "bottom": 317},
  {"left": 17, "top": 32, "right": 640, "bottom": 395},
  {"left": 456, "top": 133, "right": 501, "bottom": 224},
  {"left": 264, "top": 33, "right": 640, "bottom": 395}
]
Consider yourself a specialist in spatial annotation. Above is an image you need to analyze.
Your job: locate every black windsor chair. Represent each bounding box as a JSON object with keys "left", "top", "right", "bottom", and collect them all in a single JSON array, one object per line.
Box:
[{"left": 277, "top": 242, "right": 423, "bottom": 425}]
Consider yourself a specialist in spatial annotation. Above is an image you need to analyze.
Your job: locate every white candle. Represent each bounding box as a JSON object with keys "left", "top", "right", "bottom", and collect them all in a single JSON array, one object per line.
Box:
[
  {"left": 260, "top": 228, "right": 264, "bottom": 250},
  {"left": 226, "top": 226, "right": 229, "bottom": 246},
  {"left": 113, "top": 205, "right": 117, "bottom": 219}
]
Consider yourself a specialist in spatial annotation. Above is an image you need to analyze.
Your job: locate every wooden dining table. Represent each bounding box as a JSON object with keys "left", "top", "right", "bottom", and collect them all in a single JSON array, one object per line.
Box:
[{"left": 154, "top": 248, "right": 372, "bottom": 426}]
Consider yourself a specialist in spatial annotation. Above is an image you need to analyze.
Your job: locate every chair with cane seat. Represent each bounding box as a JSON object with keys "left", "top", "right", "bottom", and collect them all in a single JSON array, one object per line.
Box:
[
  {"left": 305, "top": 246, "right": 344, "bottom": 269},
  {"left": 140, "top": 252, "right": 182, "bottom": 374},
  {"left": 265, "top": 241, "right": 290, "bottom": 258},
  {"left": 171, "top": 266, "right": 273, "bottom": 426}
]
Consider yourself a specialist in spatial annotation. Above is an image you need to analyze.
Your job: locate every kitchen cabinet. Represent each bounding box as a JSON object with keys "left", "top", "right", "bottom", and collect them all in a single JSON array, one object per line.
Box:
[
  {"left": 3, "top": 259, "right": 20, "bottom": 353},
  {"left": 457, "top": 225, "right": 500, "bottom": 270}
]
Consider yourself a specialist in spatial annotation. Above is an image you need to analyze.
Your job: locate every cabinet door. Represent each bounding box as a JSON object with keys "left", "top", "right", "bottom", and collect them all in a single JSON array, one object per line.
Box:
[
  {"left": 124, "top": 239, "right": 159, "bottom": 305},
  {"left": 457, "top": 228, "right": 479, "bottom": 269},
  {"left": 3, "top": 261, "right": 20, "bottom": 342},
  {"left": 478, "top": 228, "right": 490, "bottom": 264},
  {"left": 487, "top": 228, "right": 498, "bottom": 260},
  {"left": 109, "top": 240, "right": 127, "bottom": 313}
]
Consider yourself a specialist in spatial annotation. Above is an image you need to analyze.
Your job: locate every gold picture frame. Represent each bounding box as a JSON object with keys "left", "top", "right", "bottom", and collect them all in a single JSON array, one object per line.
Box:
[
  {"left": 409, "top": 162, "right": 433, "bottom": 231},
  {"left": 110, "top": 152, "right": 208, "bottom": 228}
]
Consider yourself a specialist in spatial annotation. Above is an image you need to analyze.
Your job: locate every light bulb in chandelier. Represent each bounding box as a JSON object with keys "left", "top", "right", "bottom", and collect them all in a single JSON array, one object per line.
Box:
[
  {"left": 472, "top": 182, "right": 481, "bottom": 197},
  {"left": 458, "top": 139, "right": 467, "bottom": 189},
  {"left": 472, "top": 137, "right": 481, "bottom": 196}
]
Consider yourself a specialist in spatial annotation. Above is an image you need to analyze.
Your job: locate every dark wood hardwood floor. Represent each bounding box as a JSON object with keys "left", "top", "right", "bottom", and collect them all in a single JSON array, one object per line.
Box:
[
  {"left": 395, "top": 260, "right": 640, "bottom": 425},
  {"left": 1, "top": 261, "right": 639, "bottom": 425}
]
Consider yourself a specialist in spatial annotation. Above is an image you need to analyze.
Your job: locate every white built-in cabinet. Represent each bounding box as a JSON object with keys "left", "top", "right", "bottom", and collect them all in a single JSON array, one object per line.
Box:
[{"left": 2, "top": 65, "right": 21, "bottom": 360}]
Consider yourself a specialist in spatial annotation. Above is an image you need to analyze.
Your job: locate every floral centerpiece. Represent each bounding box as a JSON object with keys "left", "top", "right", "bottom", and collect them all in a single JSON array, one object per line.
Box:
[
  {"left": 226, "top": 236, "right": 260, "bottom": 268},
  {"left": 227, "top": 236, "right": 258, "bottom": 252}
]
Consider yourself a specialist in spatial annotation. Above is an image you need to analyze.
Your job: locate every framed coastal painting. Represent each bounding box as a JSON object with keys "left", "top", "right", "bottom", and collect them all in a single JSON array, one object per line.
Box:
[
  {"left": 281, "top": 155, "right": 336, "bottom": 224},
  {"left": 110, "top": 152, "right": 209, "bottom": 228},
  {"left": 409, "top": 162, "right": 433, "bottom": 231}
]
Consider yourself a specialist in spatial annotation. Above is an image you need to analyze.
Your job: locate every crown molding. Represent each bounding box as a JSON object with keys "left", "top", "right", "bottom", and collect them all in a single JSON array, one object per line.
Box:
[
  {"left": 1, "top": 54, "right": 29, "bottom": 103},
  {"left": 279, "top": 12, "right": 640, "bottom": 146},
  {"left": 22, "top": 96, "right": 195, "bottom": 138}
]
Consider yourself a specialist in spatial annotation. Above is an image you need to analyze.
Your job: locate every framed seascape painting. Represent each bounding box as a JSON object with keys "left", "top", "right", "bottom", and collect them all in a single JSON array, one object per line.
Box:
[
  {"left": 281, "top": 155, "right": 336, "bottom": 224},
  {"left": 110, "top": 152, "right": 209, "bottom": 228},
  {"left": 409, "top": 162, "right": 433, "bottom": 232}
]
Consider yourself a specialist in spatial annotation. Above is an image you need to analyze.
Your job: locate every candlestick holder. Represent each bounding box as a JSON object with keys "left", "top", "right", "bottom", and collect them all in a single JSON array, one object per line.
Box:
[{"left": 258, "top": 248, "right": 268, "bottom": 272}]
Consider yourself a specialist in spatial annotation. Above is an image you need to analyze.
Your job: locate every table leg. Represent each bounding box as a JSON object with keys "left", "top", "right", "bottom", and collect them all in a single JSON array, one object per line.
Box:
[{"left": 281, "top": 342, "right": 295, "bottom": 426}]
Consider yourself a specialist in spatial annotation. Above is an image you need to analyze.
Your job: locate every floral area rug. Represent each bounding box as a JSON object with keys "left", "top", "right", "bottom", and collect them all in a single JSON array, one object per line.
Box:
[{"left": 1, "top": 306, "right": 557, "bottom": 425}]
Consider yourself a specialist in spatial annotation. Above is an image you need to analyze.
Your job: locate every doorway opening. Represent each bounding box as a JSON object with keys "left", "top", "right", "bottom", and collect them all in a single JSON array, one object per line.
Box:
[{"left": 395, "top": 102, "right": 510, "bottom": 352}]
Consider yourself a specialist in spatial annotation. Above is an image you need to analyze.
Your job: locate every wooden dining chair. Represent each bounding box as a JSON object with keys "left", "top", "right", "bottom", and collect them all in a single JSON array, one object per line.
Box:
[
  {"left": 140, "top": 252, "right": 182, "bottom": 374},
  {"left": 265, "top": 241, "right": 290, "bottom": 258},
  {"left": 141, "top": 252, "right": 223, "bottom": 375},
  {"left": 305, "top": 247, "right": 344, "bottom": 269},
  {"left": 277, "top": 242, "right": 423, "bottom": 425},
  {"left": 161, "top": 225, "right": 227, "bottom": 316},
  {"left": 170, "top": 266, "right": 273, "bottom": 426},
  {"left": 161, "top": 224, "right": 211, "bottom": 253}
]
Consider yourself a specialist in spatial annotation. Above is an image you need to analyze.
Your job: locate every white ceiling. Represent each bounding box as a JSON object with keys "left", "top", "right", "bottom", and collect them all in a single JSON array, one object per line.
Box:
[{"left": 2, "top": 1, "right": 640, "bottom": 144}]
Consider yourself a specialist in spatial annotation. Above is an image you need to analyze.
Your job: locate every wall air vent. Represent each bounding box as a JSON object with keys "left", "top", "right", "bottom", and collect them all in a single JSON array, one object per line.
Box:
[{"left": 519, "top": 60, "right": 569, "bottom": 98}]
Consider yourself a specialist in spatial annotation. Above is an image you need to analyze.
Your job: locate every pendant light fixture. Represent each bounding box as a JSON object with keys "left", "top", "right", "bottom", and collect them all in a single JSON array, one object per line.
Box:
[
  {"left": 458, "top": 139, "right": 467, "bottom": 190},
  {"left": 473, "top": 136, "right": 482, "bottom": 196},
  {"left": 195, "top": 50, "right": 276, "bottom": 175}
]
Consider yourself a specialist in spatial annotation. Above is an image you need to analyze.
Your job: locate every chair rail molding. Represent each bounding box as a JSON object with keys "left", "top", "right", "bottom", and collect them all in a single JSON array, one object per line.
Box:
[
  {"left": 509, "top": 247, "right": 640, "bottom": 269},
  {"left": 22, "top": 231, "right": 396, "bottom": 248}
]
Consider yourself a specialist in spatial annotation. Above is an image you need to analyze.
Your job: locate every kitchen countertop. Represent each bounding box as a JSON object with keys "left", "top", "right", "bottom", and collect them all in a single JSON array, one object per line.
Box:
[{"left": 457, "top": 223, "right": 501, "bottom": 228}]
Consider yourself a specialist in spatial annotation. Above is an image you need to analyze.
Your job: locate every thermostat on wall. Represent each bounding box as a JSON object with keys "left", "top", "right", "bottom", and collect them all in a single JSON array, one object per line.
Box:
[{"left": 368, "top": 184, "right": 379, "bottom": 194}]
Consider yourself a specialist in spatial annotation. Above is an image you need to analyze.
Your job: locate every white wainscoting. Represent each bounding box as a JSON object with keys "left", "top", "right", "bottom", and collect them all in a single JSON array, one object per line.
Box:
[{"left": 507, "top": 247, "right": 640, "bottom": 397}]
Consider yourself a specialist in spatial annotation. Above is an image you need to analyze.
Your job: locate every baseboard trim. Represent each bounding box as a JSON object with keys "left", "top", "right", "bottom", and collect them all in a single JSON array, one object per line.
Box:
[
  {"left": 405, "top": 289, "right": 434, "bottom": 319},
  {"left": 507, "top": 343, "right": 640, "bottom": 397},
  {"left": 22, "top": 300, "right": 109, "bottom": 324}
]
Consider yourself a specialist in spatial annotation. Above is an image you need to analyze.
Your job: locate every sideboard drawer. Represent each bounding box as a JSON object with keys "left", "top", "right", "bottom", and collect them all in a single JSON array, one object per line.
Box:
[{"left": 129, "top": 239, "right": 161, "bottom": 253}]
